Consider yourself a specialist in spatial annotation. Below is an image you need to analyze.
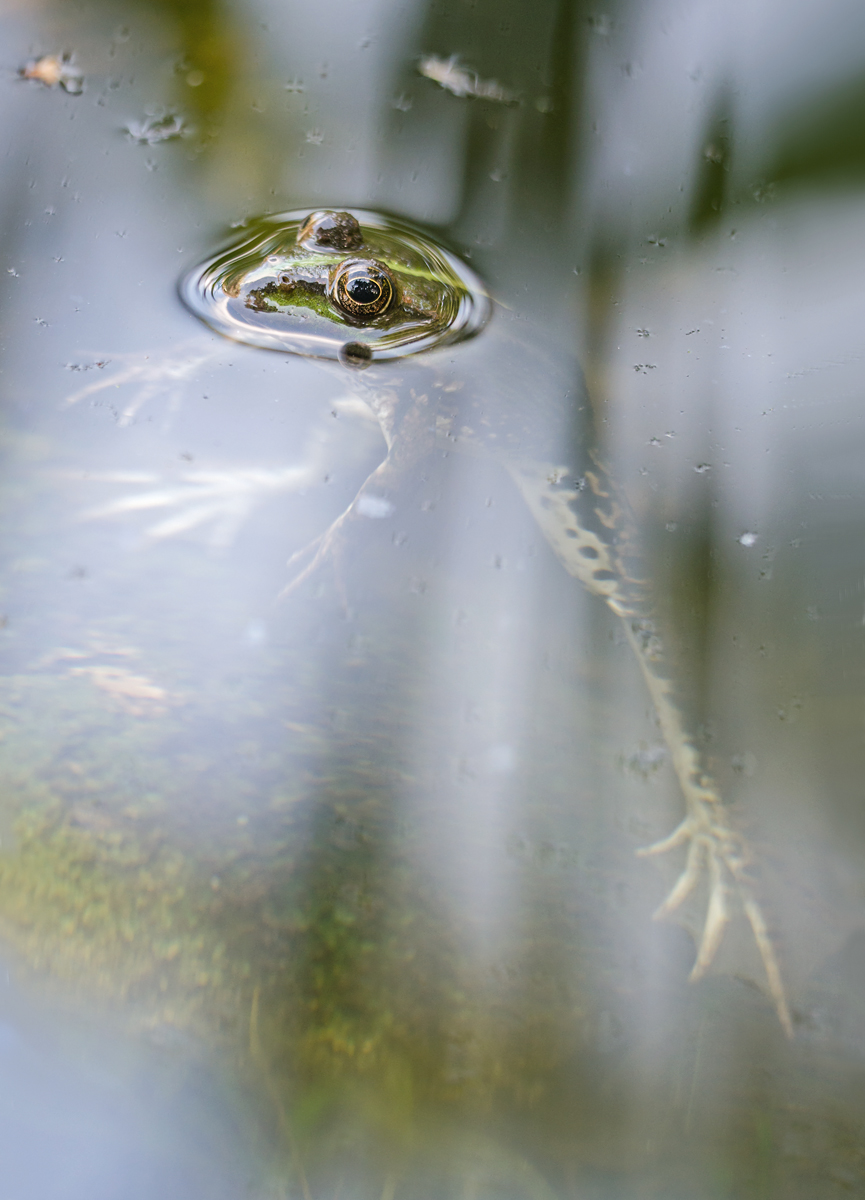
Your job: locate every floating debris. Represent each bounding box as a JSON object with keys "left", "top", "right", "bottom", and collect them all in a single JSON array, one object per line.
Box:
[
  {"left": 417, "top": 54, "right": 518, "bottom": 104},
  {"left": 19, "top": 53, "right": 83, "bottom": 95},
  {"left": 123, "top": 111, "right": 188, "bottom": 145},
  {"left": 738, "top": 531, "right": 758, "bottom": 547},
  {"left": 65, "top": 359, "right": 110, "bottom": 373},
  {"left": 63, "top": 342, "right": 216, "bottom": 426}
]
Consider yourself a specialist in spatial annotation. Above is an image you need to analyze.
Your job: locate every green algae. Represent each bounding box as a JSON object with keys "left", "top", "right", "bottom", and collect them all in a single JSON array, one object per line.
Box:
[{"left": 0, "top": 657, "right": 608, "bottom": 1195}]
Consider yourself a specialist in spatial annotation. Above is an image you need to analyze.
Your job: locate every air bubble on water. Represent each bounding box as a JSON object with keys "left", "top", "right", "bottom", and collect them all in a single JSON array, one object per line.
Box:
[
  {"left": 243, "top": 618, "right": 267, "bottom": 646},
  {"left": 739, "top": 531, "right": 758, "bottom": 547},
  {"left": 305, "top": 129, "right": 324, "bottom": 145}
]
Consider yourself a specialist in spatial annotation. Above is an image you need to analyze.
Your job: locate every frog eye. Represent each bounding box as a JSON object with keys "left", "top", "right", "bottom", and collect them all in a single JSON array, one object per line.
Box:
[{"left": 331, "top": 259, "right": 395, "bottom": 322}]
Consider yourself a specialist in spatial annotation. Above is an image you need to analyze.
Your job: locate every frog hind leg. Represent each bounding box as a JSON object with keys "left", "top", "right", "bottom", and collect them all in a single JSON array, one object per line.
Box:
[{"left": 504, "top": 456, "right": 793, "bottom": 1038}]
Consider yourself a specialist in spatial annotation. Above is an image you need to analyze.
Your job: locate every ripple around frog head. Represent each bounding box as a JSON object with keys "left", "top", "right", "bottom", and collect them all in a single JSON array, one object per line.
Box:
[{"left": 178, "top": 208, "right": 491, "bottom": 363}]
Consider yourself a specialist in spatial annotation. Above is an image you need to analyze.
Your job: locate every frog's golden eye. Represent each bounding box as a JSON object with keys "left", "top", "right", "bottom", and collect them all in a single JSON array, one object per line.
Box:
[{"left": 331, "top": 259, "right": 394, "bottom": 322}]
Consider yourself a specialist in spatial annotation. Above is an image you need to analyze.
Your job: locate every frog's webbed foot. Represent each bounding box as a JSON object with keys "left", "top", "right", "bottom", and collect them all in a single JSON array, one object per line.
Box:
[
  {"left": 637, "top": 795, "right": 793, "bottom": 1037},
  {"left": 613, "top": 616, "right": 794, "bottom": 1036}
]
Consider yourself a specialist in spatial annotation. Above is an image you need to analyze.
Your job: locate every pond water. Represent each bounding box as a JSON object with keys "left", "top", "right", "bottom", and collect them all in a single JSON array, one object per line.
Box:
[{"left": 3, "top": 0, "right": 865, "bottom": 1196}]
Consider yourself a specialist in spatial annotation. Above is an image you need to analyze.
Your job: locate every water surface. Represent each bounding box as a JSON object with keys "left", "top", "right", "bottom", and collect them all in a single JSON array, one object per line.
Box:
[{"left": 3, "top": 0, "right": 865, "bottom": 1196}]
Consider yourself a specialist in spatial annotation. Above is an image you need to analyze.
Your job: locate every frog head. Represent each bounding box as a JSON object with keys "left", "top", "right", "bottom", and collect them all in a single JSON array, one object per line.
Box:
[{"left": 179, "top": 208, "right": 490, "bottom": 365}]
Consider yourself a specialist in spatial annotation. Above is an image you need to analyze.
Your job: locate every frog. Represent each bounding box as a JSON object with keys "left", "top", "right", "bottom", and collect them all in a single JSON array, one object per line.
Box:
[
  {"left": 178, "top": 207, "right": 490, "bottom": 367},
  {"left": 84, "top": 207, "right": 793, "bottom": 1037}
]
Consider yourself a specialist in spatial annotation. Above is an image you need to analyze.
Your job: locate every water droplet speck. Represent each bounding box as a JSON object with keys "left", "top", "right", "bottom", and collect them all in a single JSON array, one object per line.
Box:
[{"left": 124, "top": 111, "right": 188, "bottom": 145}]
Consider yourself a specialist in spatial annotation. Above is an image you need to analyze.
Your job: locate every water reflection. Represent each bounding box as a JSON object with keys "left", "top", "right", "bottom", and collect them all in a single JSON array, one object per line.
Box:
[{"left": 4, "top": 0, "right": 865, "bottom": 1194}]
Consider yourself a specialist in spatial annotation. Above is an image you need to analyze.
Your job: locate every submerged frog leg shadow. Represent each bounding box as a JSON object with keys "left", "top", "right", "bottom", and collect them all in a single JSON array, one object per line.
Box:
[
  {"left": 79, "top": 463, "right": 323, "bottom": 548},
  {"left": 63, "top": 353, "right": 377, "bottom": 552},
  {"left": 280, "top": 386, "right": 434, "bottom": 604},
  {"left": 506, "top": 456, "right": 794, "bottom": 1038}
]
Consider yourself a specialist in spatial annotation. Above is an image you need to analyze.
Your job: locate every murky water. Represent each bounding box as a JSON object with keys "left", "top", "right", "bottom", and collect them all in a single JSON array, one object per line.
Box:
[{"left": 3, "top": 0, "right": 865, "bottom": 1196}]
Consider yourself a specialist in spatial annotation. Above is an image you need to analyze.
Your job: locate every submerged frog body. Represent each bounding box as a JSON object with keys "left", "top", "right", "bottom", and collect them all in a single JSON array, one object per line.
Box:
[{"left": 178, "top": 209, "right": 791, "bottom": 1035}]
